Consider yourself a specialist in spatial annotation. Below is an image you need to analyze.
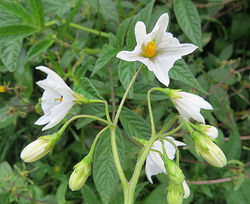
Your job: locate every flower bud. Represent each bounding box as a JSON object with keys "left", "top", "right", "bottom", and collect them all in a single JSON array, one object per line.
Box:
[
  {"left": 165, "top": 160, "right": 185, "bottom": 184},
  {"left": 199, "top": 124, "right": 218, "bottom": 139},
  {"left": 194, "top": 135, "right": 227, "bottom": 167},
  {"left": 182, "top": 180, "right": 190, "bottom": 199},
  {"left": 20, "top": 138, "right": 53, "bottom": 163},
  {"left": 69, "top": 160, "right": 91, "bottom": 191},
  {"left": 167, "top": 181, "right": 184, "bottom": 204}
]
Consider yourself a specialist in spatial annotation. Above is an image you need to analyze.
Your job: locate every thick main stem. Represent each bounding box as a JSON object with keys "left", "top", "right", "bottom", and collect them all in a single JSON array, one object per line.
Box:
[{"left": 110, "top": 64, "right": 143, "bottom": 203}]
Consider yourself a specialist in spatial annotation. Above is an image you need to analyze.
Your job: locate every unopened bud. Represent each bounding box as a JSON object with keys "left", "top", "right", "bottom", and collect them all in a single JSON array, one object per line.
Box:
[
  {"left": 20, "top": 138, "right": 53, "bottom": 162},
  {"left": 167, "top": 181, "right": 184, "bottom": 204},
  {"left": 199, "top": 124, "right": 218, "bottom": 139},
  {"left": 182, "top": 180, "right": 190, "bottom": 199},
  {"left": 69, "top": 157, "right": 92, "bottom": 191},
  {"left": 193, "top": 135, "right": 227, "bottom": 167},
  {"left": 165, "top": 160, "right": 185, "bottom": 184}
]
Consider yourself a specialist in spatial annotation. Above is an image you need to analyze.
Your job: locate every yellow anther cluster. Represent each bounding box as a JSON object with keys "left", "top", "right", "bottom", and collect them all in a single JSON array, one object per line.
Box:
[
  {"left": 0, "top": 86, "right": 6, "bottom": 93},
  {"left": 145, "top": 41, "right": 156, "bottom": 58}
]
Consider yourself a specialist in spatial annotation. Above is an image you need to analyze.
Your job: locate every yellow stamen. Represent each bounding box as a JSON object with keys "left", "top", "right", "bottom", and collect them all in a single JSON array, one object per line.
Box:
[
  {"left": 60, "top": 96, "right": 63, "bottom": 102},
  {"left": 0, "top": 86, "right": 5, "bottom": 93},
  {"left": 145, "top": 41, "right": 156, "bottom": 58}
]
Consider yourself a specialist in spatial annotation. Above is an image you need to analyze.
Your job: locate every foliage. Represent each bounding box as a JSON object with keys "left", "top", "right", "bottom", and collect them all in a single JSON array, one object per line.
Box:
[{"left": 0, "top": 0, "right": 249, "bottom": 203}]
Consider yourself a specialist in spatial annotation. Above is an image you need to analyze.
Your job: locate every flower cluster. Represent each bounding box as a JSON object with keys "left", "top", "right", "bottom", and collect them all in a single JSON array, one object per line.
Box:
[{"left": 117, "top": 12, "right": 227, "bottom": 203}]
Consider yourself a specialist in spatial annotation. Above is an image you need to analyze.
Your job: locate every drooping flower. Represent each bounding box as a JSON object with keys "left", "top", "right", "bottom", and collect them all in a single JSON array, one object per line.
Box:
[
  {"left": 116, "top": 13, "right": 197, "bottom": 86},
  {"left": 145, "top": 137, "right": 185, "bottom": 183},
  {"left": 166, "top": 89, "right": 213, "bottom": 123},
  {"left": 35, "top": 66, "right": 77, "bottom": 131}
]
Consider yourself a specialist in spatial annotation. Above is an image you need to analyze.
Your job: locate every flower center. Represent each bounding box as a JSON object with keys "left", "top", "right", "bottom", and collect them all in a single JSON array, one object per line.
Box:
[
  {"left": 0, "top": 86, "right": 6, "bottom": 93},
  {"left": 55, "top": 96, "right": 63, "bottom": 102},
  {"left": 145, "top": 41, "right": 156, "bottom": 58}
]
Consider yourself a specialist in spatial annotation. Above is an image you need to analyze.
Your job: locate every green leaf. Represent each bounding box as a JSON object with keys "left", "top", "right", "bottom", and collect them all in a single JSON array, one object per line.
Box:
[
  {"left": 91, "top": 45, "right": 117, "bottom": 76},
  {"left": 59, "top": 0, "right": 83, "bottom": 37},
  {"left": 118, "top": 61, "right": 136, "bottom": 98},
  {"left": 74, "top": 77, "right": 103, "bottom": 100},
  {"left": 0, "top": 25, "right": 37, "bottom": 42},
  {"left": 81, "top": 184, "right": 100, "bottom": 204},
  {"left": 26, "top": 38, "right": 54, "bottom": 61},
  {"left": 169, "top": 59, "right": 207, "bottom": 94},
  {"left": 0, "top": 107, "right": 15, "bottom": 129},
  {"left": 0, "top": 39, "right": 22, "bottom": 72},
  {"left": 0, "top": 1, "right": 33, "bottom": 23},
  {"left": 119, "top": 107, "right": 151, "bottom": 139},
  {"left": 93, "top": 128, "right": 124, "bottom": 204},
  {"left": 126, "top": 0, "right": 155, "bottom": 50},
  {"left": 56, "top": 180, "right": 67, "bottom": 204},
  {"left": 117, "top": 18, "right": 131, "bottom": 49},
  {"left": 0, "top": 191, "right": 11, "bottom": 203},
  {"left": 29, "top": 0, "right": 45, "bottom": 27},
  {"left": 0, "top": 162, "right": 13, "bottom": 179},
  {"left": 174, "top": 0, "right": 202, "bottom": 49}
]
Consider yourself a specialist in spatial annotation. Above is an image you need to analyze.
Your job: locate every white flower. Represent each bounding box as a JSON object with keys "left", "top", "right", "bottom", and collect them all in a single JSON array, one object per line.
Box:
[
  {"left": 145, "top": 137, "right": 185, "bottom": 183},
  {"left": 20, "top": 138, "right": 52, "bottom": 163},
  {"left": 116, "top": 13, "right": 197, "bottom": 86},
  {"left": 35, "top": 66, "right": 76, "bottom": 131},
  {"left": 172, "top": 91, "right": 213, "bottom": 123}
]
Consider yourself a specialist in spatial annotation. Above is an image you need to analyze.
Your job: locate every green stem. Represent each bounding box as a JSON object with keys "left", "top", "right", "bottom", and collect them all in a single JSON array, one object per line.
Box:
[
  {"left": 69, "top": 22, "right": 110, "bottom": 38},
  {"left": 161, "top": 123, "right": 183, "bottom": 137},
  {"left": 88, "top": 126, "right": 110, "bottom": 159},
  {"left": 110, "top": 126, "right": 128, "bottom": 189},
  {"left": 127, "top": 134, "right": 159, "bottom": 202},
  {"left": 89, "top": 99, "right": 111, "bottom": 122},
  {"left": 113, "top": 64, "right": 143, "bottom": 126},
  {"left": 147, "top": 89, "right": 155, "bottom": 136},
  {"left": 158, "top": 115, "right": 180, "bottom": 135},
  {"left": 45, "top": 20, "right": 110, "bottom": 38},
  {"left": 58, "top": 114, "right": 109, "bottom": 136}
]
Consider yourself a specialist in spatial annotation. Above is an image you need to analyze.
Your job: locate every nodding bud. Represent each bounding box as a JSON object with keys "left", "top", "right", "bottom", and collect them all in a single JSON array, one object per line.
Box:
[
  {"left": 167, "top": 181, "right": 184, "bottom": 204},
  {"left": 20, "top": 137, "right": 54, "bottom": 163},
  {"left": 69, "top": 158, "right": 92, "bottom": 191},
  {"left": 165, "top": 160, "right": 185, "bottom": 185},
  {"left": 193, "top": 135, "right": 227, "bottom": 168},
  {"left": 203, "top": 125, "right": 218, "bottom": 139}
]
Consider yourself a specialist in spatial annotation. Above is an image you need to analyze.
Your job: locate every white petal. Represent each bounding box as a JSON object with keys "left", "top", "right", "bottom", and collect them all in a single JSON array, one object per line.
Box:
[
  {"left": 135, "top": 21, "right": 147, "bottom": 45},
  {"left": 152, "top": 13, "right": 169, "bottom": 34},
  {"left": 145, "top": 154, "right": 164, "bottom": 184},
  {"left": 36, "top": 66, "right": 66, "bottom": 86},
  {"left": 35, "top": 115, "right": 50, "bottom": 125},
  {"left": 151, "top": 13, "right": 169, "bottom": 43},
  {"left": 166, "top": 136, "right": 186, "bottom": 147},
  {"left": 42, "top": 102, "right": 74, "bottom": 131},
  {"left": 179, "top": 92, "right": 213, "bottom": 110},
  {"left": 116, "top": 50, "right": 141, "bottom": 62}
]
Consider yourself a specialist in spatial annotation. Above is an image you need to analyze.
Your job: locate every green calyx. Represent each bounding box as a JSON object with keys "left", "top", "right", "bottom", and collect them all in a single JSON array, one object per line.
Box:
[{"left": 73, "top": 93, "right": 89, "bottom": 104}]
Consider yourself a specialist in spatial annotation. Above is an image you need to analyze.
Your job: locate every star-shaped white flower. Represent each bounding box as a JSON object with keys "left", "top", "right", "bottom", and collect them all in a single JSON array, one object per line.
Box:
[
  {"left": 35, "top": 66, "right": 76, "bottom": 131},
  {"left": 116, "top": 13, "right": 197, "bottom": 86},
  {"left": 145, "top": 137, "right": 185, "bottom": 183},
  {"left": 172, "top": 91, "right": 213, "bottom": 123}
]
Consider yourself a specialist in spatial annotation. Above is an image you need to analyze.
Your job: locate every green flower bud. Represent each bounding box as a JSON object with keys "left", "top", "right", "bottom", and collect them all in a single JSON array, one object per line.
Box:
[
  {"left": 20, "top": 132, "right": 60, "bottom": 163},
  {"left": 69, "top": 157, "right": 92, "bottom": 191},
  {"left": 165, "top": 160, "right": 185, "bottom": 184},
  {"left": 193, "top": 134, "right": 227, "bottom": 168},
  {"left": 167, "top": 181, "right": 184, "bottom": 204}
]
